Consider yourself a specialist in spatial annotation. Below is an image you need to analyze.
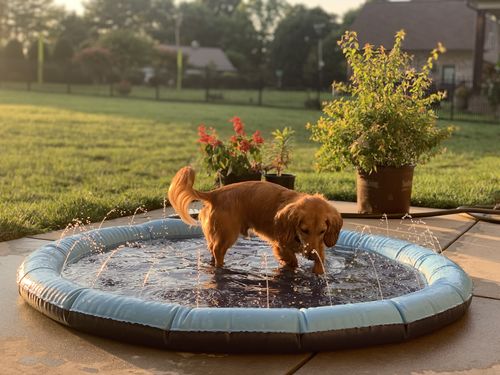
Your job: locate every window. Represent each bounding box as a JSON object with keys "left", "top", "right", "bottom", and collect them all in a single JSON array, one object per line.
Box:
[{"left": 442, "top": 65, "right": 456, "bottom": 84}]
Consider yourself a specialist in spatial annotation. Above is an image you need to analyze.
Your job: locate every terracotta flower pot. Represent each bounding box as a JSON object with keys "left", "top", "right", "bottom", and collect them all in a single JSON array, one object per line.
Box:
[
  {"left": 356, "top": 166, "right": 415, "bottom": 214},
  {"left": 219, "top": 172, "right": 262, "bottom": 186},
  {"left": 264, "top": 173, "right": 295, "bottom": 190}
]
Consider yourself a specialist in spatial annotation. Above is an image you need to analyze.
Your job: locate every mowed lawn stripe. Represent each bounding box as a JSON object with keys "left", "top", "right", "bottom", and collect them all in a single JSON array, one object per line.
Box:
[{"left": 0, "top": 90, "right": 498, "bottom": 241}]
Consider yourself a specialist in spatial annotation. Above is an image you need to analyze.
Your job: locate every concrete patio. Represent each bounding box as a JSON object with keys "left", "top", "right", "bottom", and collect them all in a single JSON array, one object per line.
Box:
[{"left": 1, "top": 201, "right": 499, "bottom": 374}]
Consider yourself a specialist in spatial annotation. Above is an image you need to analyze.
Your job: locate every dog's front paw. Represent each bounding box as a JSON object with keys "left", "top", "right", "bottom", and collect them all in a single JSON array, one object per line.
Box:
[{"left": 312, "top": 262, "right": 325, "bottom": 275}]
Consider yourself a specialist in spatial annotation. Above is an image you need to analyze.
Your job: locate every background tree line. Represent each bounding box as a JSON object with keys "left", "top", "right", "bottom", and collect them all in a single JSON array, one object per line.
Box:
[{"left": 0, "top": 0, "right": 360, "bottom": 89}]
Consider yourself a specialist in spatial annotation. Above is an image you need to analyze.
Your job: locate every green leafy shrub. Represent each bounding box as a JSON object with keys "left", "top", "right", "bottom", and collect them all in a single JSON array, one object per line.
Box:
[
  {"left": 116, "top": 80, "right": 132, "bottom": 96},
  {"left": 265, "top": 126, "right": 295, "bottom": 176},
  {"left": 307, "top": 30, "right": 453, "bottom": 174}
]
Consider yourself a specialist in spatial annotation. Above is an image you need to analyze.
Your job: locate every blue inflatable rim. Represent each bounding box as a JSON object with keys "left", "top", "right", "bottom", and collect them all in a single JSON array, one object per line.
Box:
[{"left": 16, "top": 218, "right": 473, "bottom": 353}]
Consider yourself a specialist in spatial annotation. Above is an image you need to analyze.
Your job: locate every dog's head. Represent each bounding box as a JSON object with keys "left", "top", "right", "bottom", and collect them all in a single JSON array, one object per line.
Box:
[{"left": 274, "top": 194, "right": 343, "bottom": 256}]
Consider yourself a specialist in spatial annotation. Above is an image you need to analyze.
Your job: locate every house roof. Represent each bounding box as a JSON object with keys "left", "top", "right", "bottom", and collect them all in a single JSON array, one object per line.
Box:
[
  {"left": 350, "top": 0, "right": 485, "bottom": 51},
  {"left": 161, "top": 45, "right": 236, "bottom": 72}
]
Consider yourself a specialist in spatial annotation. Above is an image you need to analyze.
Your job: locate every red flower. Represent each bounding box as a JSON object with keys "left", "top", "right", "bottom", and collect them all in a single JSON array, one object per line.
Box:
[
  {"left": 209, "top": 137, "right": 221, "bottom": 147},
  {"left": 230, "top": 116, "right": 245, "bottom": 136},
  {"left": 198, "top": 124, "right": 210, "bottom": 143},
  {"left": 198, "top": 124, "right": 220, "bottom": 146},
  {"left": 238, "top": 139, "right": 251, "bottom": 153},
  {"left": 230, "top": 135, "right": 238, "bottom": 144},
  {"left": 252, "top": 130, "right": 264, "bottom": 145}
]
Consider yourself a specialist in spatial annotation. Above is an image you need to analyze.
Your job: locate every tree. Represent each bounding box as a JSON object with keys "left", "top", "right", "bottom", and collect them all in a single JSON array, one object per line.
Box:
[
  {"left": 177, "top": 2, "right": 258, "bottom": 76},
  {"left": 86, "top": 0, "right": 157, "bottom": 34},
  {"left": 270, "top": 5, "right": 338, "bottom": 88},
  {"left": 201, "top": 0, "right": 242, "bottom": 16},
  {"left": 99, "top": 30, "right": 153, "bottom": 80},
  {"left": 240, "top": 0, "right": 288, "bottom": 96},
  {"left": 73, "top": 47, "right": 113, "bottom": 83},
  {"left": 53, "top": 38, "right": 74, "bottom": 63},
  {"left": 0, "top": 0, "right": 8, "bottom": 43},
  {"left": 51, "top": 38, "right": 75, "bottom": 82},
  {"left": 27, "top": 40, "right": 50, "bottom": 61},
  {"left": 54, "top": 13, "right": 92, "bottom": 48},
  {"left": 302, "top": 28, "right": 345, "bottom": 88},
  {"left": 244, "top": 0, "right": 288, "bottom": 44},
  {"left": 2, "top": 39, "right": 24, "bottom": 60},
  {"left": 151, "top": 45, "right": 180, "bottom": 85},
  {"left": 0, "top": 39, "right": 26, "bottom": 81},
  {"left": 1, "top": 0, "right": 61, "bottom": 45},
  {"left": 143, "top": 0, "right": 177, "bottom": 43},
  {"left": 341, "top": 6, "right": 362, "bottom": 30}
]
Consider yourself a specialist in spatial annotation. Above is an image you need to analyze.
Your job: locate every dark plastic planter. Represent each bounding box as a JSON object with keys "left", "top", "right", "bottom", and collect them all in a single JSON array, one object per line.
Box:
[
  {"left": 357, "top": 166, "right": 415, "bottom": 214},
  {"left": 219, "top": 172, "right": 262, "bottom": 186},
  {"left": 264, "top": 173, "right": 295, "bottom": 190}
]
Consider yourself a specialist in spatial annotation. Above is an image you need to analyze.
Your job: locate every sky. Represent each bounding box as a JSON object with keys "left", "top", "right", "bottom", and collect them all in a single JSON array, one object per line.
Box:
[{"left": 54, "top": 0, "right": 366, "bottom": 18}]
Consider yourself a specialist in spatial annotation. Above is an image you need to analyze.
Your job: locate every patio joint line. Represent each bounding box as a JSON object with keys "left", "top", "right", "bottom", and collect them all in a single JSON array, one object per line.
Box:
[
  {"left": 24, "top": 236, "right": 53, "bottom": 242},
  {"left": 286, "top": 353, "right": 316, "bottom": 374},
  {"left": 473, "top": 294, "right": 500, "bottom": 302},
  {"left": 440, "top": 220, "right": 479, "bottom": 253}
]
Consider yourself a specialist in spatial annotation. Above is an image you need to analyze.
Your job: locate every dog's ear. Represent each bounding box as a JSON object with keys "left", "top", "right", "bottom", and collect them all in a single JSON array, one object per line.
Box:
[
  {"left": 274, "top": 202, "right": 301, "bottom": 245},
  {"left": 324, "top": 207, "right": 343, "bottom": 247}
]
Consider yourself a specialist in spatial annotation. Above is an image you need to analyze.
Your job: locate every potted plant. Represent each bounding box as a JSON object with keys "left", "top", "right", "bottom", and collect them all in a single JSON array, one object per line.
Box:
[
  {"left": 198, "top": 116, "right": 265, "bottom": 186},
  {"left": 308, "top": 30, "right": 453, "bottom": 214},
  {"left": 264, "top": 126, "right": 296, "bottom": 189}
]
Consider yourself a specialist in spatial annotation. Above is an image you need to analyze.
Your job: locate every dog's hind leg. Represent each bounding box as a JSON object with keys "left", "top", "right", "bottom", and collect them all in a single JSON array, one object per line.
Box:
[{"left": 211, "top": 230, "right": 239, "bottom": 267}]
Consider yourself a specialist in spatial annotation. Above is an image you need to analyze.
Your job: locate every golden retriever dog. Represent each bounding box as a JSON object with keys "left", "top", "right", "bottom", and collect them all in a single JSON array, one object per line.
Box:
[{"left": 168, "top": 166, "right": 343, "bottom": 274}]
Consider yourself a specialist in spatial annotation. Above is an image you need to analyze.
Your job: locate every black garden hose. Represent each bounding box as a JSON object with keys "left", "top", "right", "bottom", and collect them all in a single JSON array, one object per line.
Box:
[{"left": 341, "top": 205, "right": 500, "bottom": 224}]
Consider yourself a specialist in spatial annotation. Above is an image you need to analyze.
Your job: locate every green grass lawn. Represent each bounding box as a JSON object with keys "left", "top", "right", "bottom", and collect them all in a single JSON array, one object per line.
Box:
[{"left": 0, "top": 89, "right": 499, "bottom": 241}]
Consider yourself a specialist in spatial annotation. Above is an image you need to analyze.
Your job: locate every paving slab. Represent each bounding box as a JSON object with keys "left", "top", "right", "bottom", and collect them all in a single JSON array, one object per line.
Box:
[
  {"left": 29, "top": 208, "right": 172, "bottom": 241},
  {"left": 3, "top": 202, "right": 497, "bottom": 374},
  {"left": 0, "top": 237, "right": 51, "bottom": 256},
  {"left": 333, "top": 201, "right": 476, "bottom": 251},
  {"left": 445, "top": 221, "right": 500, "bottom": 299},
  {"left": 29, "top": 200, "right": 475, "bottom": 251},
  {"left": 29, "top": 204, "right": 201, "bottom": 241},
  {"left": 296, "top": 296, "right": 500, "bottom": 375},
  {"left": 0, "top": 242, "right": 311, "bottom": 375}
]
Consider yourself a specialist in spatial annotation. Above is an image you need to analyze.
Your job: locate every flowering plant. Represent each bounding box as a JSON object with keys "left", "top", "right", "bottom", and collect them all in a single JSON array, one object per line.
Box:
[
  {"left": 198, "top": 116, "right": 265, "bottom": 179},
  {"left": 308, "top": 30, "right": 453, "bottom": 174}
]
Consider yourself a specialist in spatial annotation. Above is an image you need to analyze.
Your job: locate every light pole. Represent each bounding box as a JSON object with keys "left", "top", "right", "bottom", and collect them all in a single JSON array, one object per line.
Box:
[
  {"left": 313, "top": 23, "right": 325, "bottom": 103},
  {"left": 37, "top": 34, "right": 44, "bottom": 85},
  {"left": 174, "top": 12, "right": 183, "bottom": 91}
]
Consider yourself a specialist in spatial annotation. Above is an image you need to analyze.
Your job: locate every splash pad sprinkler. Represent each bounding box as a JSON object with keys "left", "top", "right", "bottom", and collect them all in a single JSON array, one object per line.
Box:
[{"left": 17, "top": 218, "right": 472, "bottom": 353}]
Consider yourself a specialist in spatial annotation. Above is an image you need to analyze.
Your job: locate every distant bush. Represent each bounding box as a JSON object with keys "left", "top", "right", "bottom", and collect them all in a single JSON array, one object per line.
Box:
[
  {"left": 73, "top": 47, "right": 113, "bottom": 83},
  {"left": 116, "top": 80, "right": 132, "bottom": 96},
  {"left": 1, "top": 39, "right": 27, "bottom": 81}
]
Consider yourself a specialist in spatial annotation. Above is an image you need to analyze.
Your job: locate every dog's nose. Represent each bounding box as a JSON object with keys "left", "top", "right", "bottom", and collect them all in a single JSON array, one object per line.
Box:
[{"left": 304, "top": 249, "right": 316, "bottom": 260}]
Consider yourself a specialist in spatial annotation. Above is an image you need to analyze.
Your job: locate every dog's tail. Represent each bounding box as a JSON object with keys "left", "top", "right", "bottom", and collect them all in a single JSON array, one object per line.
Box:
[{"left": 167, "top": 166, "right": 211, "bottom": 225}]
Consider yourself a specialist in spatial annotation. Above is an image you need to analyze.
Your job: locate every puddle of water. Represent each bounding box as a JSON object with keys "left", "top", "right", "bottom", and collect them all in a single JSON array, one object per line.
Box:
[{"left": 62, "top": 236, "right": 425, "bottom": 308}]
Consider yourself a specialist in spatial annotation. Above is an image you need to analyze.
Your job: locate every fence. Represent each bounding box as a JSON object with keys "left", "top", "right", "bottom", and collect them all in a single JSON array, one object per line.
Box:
[
  {"left": 1, "top": 58, "right": 499, "bottom": 121},
  {"left": 0, "top": 58, "right": 331, "bottom": 110},
  {"left": 431, "top": 80, "right": 500, "bottom": 123}
]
